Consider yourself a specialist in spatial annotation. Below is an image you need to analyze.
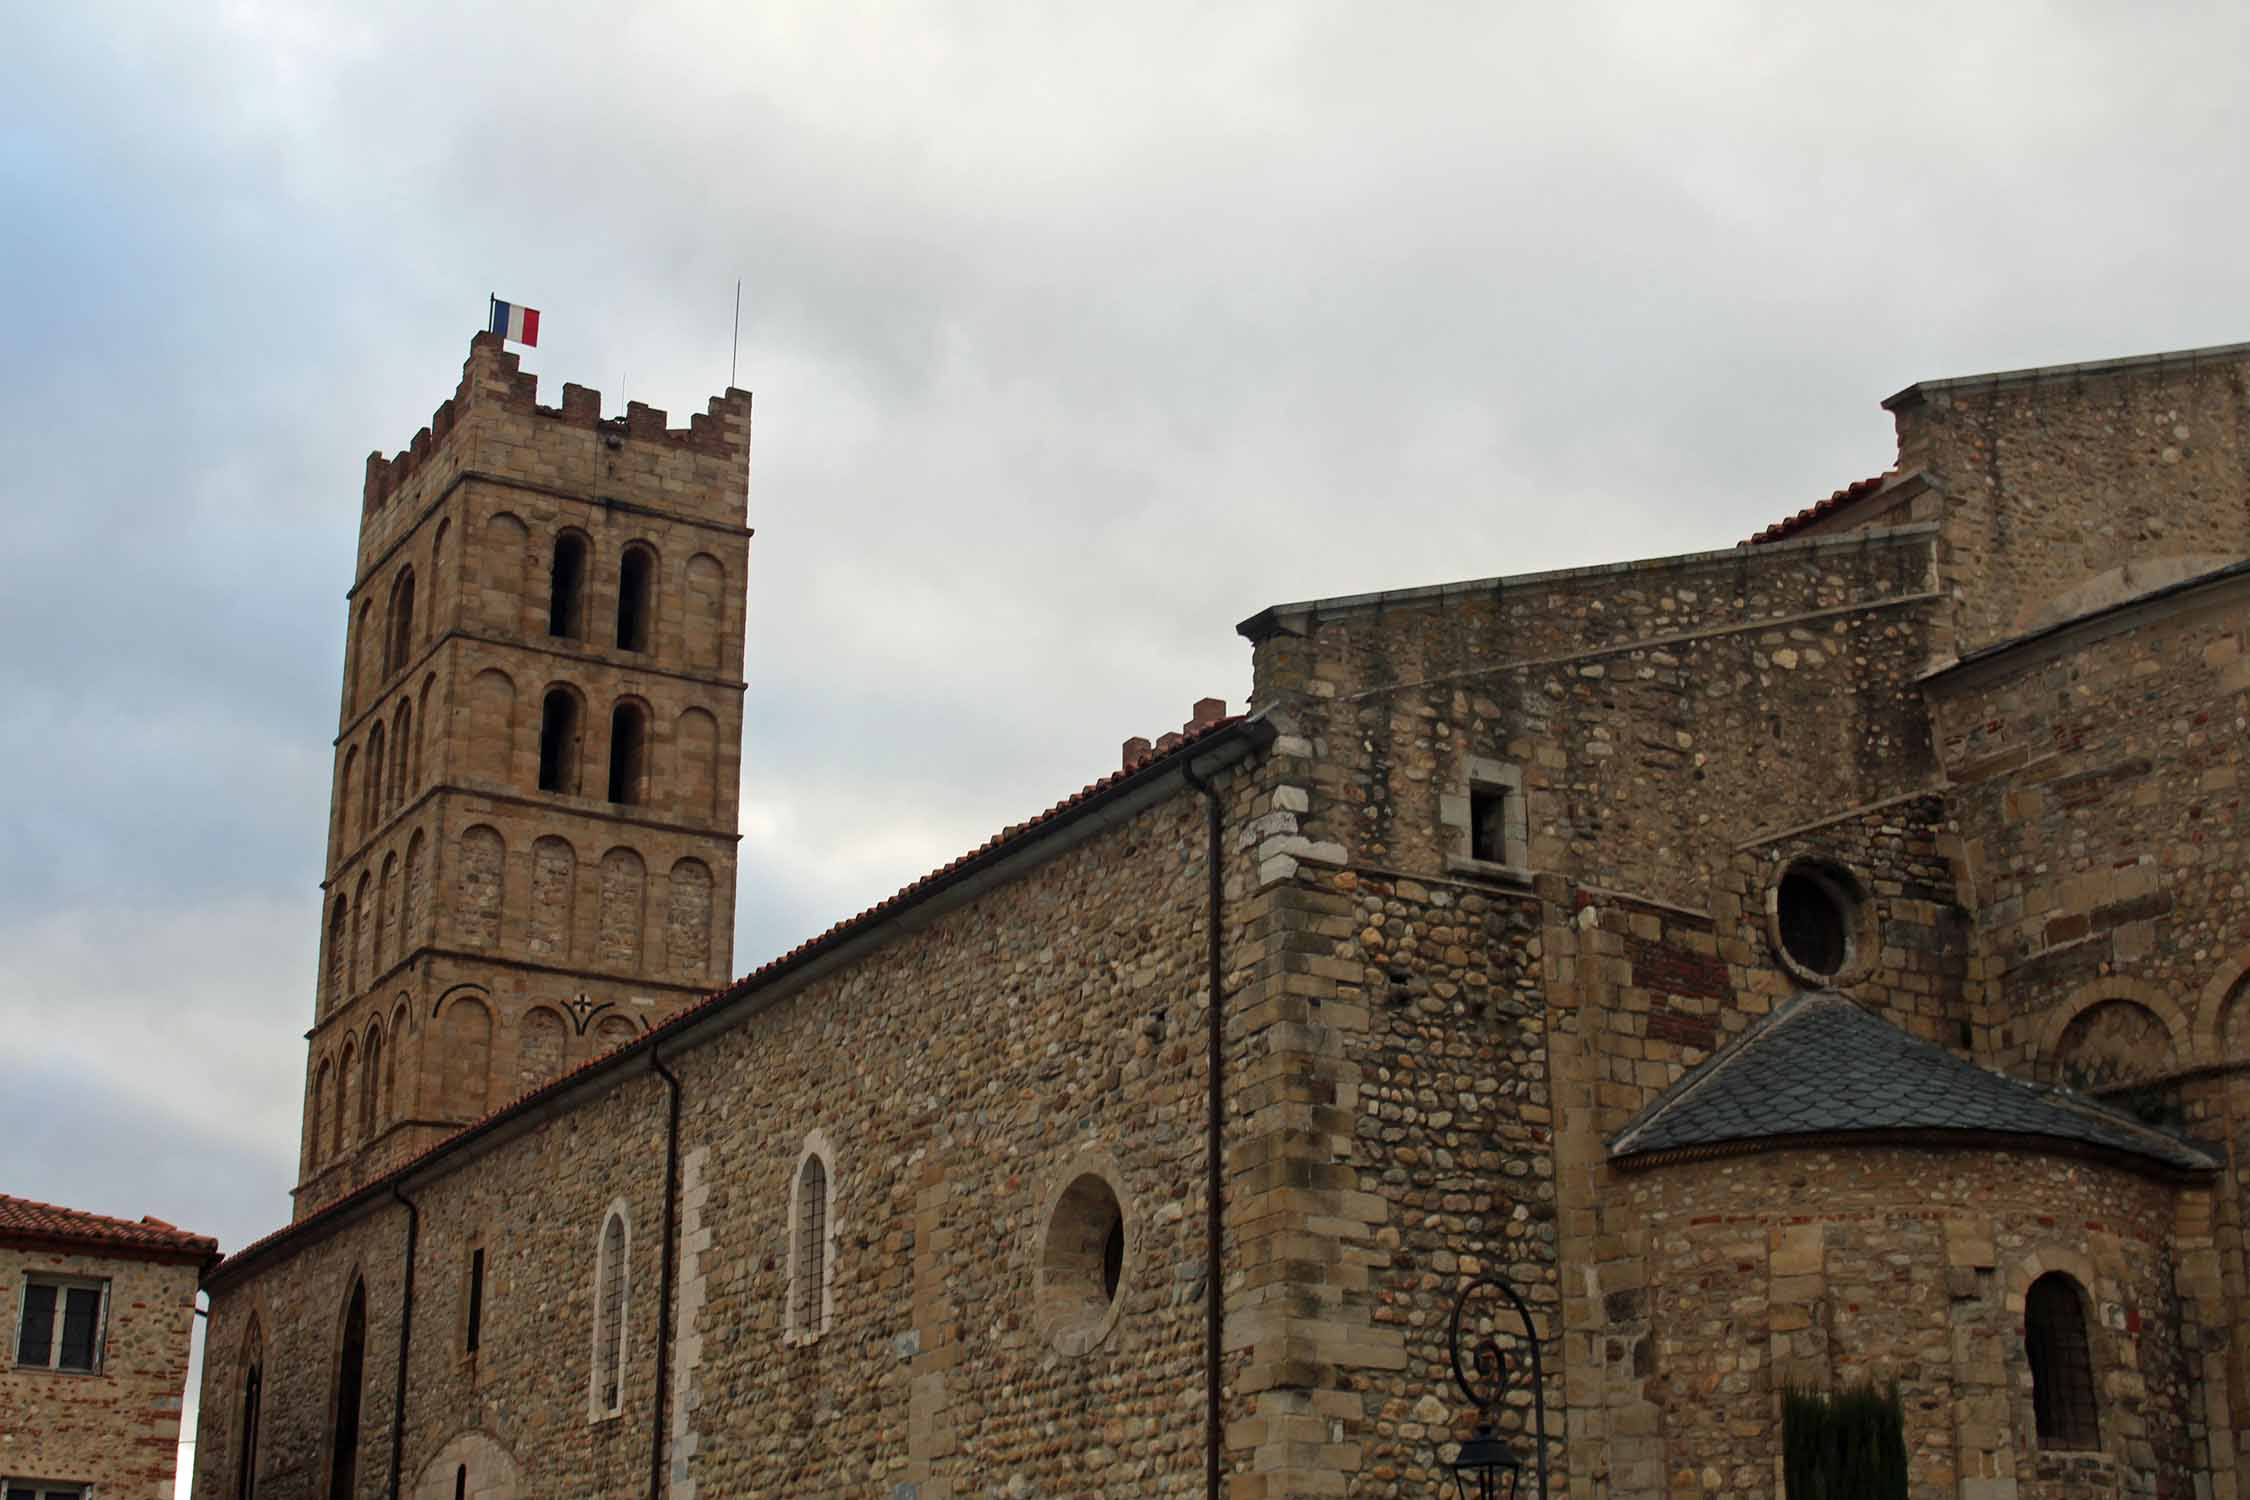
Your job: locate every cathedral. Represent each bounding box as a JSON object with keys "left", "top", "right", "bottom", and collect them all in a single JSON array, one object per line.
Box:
[{"left": 192, "top": 332, "right": 2250, "bottom": 1499}]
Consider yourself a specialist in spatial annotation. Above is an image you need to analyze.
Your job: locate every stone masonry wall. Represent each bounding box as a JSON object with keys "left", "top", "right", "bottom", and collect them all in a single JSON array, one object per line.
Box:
[
  {"left": 1246, "top": 528, "right": 1945, "bottom": 915},
  {"left": 0, "top": 1248, "right": 202, "bottom": 1500},
  {"left": 1726, "top": 792, "right": 1973, "bottom": 1047},
  {"left": 1330, "top": 868, "right": 1553, "bottom": 1496},
  {"left": 1928, "top": 577, "right": 2250, "bottom": 1084},
  {"left": 1623, "top": 1146, "right": 2198, "bottom": 1500},
  {"left": 1888, "top": 352, "right": 2250, "bottom": 655},
  {"left": 1929, "top": 574, "right": 2250, "bottom": 1486},
  {"left": 199, "top": 754, "right": 1270, "bottom": 1500}
]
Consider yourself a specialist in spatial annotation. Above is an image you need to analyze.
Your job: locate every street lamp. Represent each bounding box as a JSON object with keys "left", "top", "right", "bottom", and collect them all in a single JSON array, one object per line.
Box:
[{"left": 1445, "top": 1274, "right": 1550, "bottom": 1500}]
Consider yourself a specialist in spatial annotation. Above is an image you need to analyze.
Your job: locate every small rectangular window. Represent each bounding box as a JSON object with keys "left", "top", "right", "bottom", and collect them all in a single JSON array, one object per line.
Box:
[
  {"left": 14, "top": 1277, "right": 105, "bottom": 1372},
  {"left": 465, "top": 1247, "right": 485, "bottom": 1355},
  {"left": 15, "top": 1283, "right": 56, "bottom": 1366},
  {"left": 1469, "top": 785, "right": 1508, "bottom": 864}
]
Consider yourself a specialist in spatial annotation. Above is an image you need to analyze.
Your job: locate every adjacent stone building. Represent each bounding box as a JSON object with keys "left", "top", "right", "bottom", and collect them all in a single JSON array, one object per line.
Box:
[
  {"left": 193, "top": 337, "right": 2250, "bottom": 1499},
  {"left": 3, "top": 1194, "right": 218, "bottom": 1499}
]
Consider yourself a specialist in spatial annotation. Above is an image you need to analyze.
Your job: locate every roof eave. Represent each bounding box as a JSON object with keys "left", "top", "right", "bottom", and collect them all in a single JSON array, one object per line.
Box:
[
  {"left": 1883, "top": 339, "right": 2250, "bottom": 412},
  {"left": 1610, "top": 1125, "right": 2220, "bottom": 1183}
]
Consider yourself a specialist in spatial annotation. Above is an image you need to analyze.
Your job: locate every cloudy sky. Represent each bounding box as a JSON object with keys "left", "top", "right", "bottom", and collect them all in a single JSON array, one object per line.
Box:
[{"left": 4, "top": 0, "right": 2246, "bottom": 1482}]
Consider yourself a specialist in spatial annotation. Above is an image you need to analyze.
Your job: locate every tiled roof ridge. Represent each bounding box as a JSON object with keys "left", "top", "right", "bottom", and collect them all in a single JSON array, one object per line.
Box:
[
  {"left": 0, "top": 1192, "right": 219, "bottom": 1258},
  {"left": 1607, "top": 990, "right": 2218, "bottom": 1173},
  {"left": 1606, "top": 990, "right": 1826, "bottom": 1155},
  {"left": 1745, "top": 472, "right": 1896, "bottom": 547},
  {"left": 214, "top": 710, "right": 1261, "bottom": 1281}
]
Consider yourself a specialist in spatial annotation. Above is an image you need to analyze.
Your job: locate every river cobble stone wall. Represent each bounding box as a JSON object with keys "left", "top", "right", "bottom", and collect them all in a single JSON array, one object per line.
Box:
[
  {"left": 1624, "top": 1147, "right": 2204, "bottom": 1500},
  {"left": 198, "top": 759, "right": 1271, "bottom": 1500}
]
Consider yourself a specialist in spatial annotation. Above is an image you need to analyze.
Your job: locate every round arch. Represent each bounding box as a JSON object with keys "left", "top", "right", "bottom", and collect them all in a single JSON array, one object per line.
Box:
[
  {"left": 2193, "top": 952, "right": 2250, "bottom": 1056},
  {"left": 2040, "top": 977, "right": 2189, "bottom": 1082}
]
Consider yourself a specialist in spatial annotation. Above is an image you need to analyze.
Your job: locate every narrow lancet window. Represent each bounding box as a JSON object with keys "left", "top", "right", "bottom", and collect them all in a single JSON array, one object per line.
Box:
[
  {"left": 617, "top": 545, "right": 654, "bottom": 652},
  {"left": 329, "top": 1280, "right": 367, "bottom": 1499},
  {"left": 608, "top": 702, "right": 648, "bottom": 805},
  {"left": 794, "top": 1155, "right": 828, "bottom": 1336},
  {"left": 592, "top": 1208, "right": 629, "bottom": 1417},
  {"left": 539, "top": 689, "right": 582, "bottom": 794},
  {"left": 550, "top": 533, "right": 589, "bottom": 640}
]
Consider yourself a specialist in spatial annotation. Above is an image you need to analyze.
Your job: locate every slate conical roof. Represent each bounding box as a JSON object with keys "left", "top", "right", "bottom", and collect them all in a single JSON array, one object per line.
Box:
[{"left": 1607, "top": 991, "right": 2217, "bottom": 1172}]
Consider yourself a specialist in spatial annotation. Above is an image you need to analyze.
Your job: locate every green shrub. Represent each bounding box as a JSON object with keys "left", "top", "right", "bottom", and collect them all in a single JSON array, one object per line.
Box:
[{"left": 1782, "top": 1381, "right": 1907, "bottom": 1499}]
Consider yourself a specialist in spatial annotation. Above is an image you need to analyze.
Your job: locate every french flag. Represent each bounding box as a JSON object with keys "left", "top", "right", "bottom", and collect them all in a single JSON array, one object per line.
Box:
[{"left": 488, "top": 296, "right": 540, "bottom": 347}]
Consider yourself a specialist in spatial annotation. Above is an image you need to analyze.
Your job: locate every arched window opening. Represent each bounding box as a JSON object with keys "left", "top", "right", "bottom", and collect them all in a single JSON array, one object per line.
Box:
[
  {"left": 793, "top": 1156, "right": 829, "bottom": 1337},
  {"left": 361, "top": 1027, "right": 383, "bottom": 1137},
  {"left": 391, "top": 701, "right": 413, "bottom": 811},
  {"left": 338, "top": 749, "right": 359, "bottom": 852},
  {"left": 429, "top": 518, "right": 450, "bottom": 622},
  {"left": 414, "top": 675, "right": 434, "bottom": 790},
  {"left": 348, "top": 600, "right": 374, "bottom": 716},
  {"left": 234, "top": 1344, "right": 264, "bottom": 1500},
  {"left": 335, "top": 1040, "right": 357, "bottom": 1155},
  {"left": 326, "top": 897, "right": 349, "bottom": 1009},
  {"left": 593, "top": 1209, "right": 629, "bottom": 1417},
  {"left": 364, "top": 724, "right": 386, "bottom": 835},
  {"left": 608, "top": 702, "right": 649, "bottom": 805},
  {"left": 538, "top": 689, "right": 582, "bottom": 795},
  {"left": 349, "top": 874, "right": 370, "bottom": 995},
  {"left": 329, "top": 1280, "right": 367, "bottom": 1498},
  {"left": 617, "top": 545, "right": 654, "bottom": 652},
  {"left": 385, "top": 567, "right": 416, "bottom": 677},
  {"left": 310, "top": 1061, "right": 332, "bottom": 1168},
  {"left": 2027, "top": 1273, "right": 2100, "bottom": 1450},
  {"left": 549, "top": 533, "right": 589, "bottom": 640}
]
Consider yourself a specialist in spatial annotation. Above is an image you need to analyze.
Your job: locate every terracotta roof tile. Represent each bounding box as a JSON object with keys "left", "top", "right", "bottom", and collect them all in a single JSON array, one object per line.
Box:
[
  {"left": 0, "top": 1193, "right": 219, "bottom": 1261},
  {"left": 214, "top": 712, "right": 1257, "bottom": 1281},
  {"left": 1745, "top": 473, "right": 1893, "bottom": 546}
]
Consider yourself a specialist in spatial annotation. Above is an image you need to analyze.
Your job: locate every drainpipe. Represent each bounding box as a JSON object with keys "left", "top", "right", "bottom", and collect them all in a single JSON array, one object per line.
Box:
[
  {"left": 1179, "top": 757, "right": 1226, "bottom": 1500},
  {"left": 648, "top": 1043, "right": 683, "bottom": 1500},
  {"left": 386, "top": 1184, "right": 419, "bottom": 1500}
]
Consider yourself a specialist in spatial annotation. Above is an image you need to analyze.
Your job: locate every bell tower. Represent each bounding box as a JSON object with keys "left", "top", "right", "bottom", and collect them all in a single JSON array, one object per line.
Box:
[{"left": 296, "top": 333, "right": 752, "bottom": 1218}]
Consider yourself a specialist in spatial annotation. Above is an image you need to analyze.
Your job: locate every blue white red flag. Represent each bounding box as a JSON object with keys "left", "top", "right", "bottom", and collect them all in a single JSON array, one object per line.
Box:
[{"left": 488, "top": 297, "right": 541, "bottom": 347}]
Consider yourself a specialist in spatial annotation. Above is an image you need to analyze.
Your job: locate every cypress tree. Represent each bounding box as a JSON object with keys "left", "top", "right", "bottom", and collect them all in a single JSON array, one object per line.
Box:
[{"left": 1781, "top": 1380, "right": 1907, "bottom": 1498}]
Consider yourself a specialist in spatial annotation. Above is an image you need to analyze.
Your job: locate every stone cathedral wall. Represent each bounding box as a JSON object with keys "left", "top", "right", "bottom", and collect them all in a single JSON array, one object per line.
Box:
[{"left": 198, "top": 755, "right": 1274, "bottom": 1500}]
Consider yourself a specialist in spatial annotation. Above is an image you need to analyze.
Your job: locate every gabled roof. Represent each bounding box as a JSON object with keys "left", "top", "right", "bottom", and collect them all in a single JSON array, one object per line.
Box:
[
  {"left": 0, "top": 1193, "right": 220, "bottom": 1265},
  {"left": 1608, "top": 991, "right": 2217, "bottom": 1173},
  {"left": 211, "top": 710, "right": 1269, "bottom": 1287}
]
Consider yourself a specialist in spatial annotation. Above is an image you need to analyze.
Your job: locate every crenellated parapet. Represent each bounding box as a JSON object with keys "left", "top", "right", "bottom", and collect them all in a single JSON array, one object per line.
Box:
[{"left": 358, "top": 333, "right": 753, "bottom": 548}]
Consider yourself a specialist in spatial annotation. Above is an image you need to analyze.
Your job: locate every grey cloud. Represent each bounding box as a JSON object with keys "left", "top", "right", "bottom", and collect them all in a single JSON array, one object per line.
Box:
[{"left": 7, "top": 29, "right": 2250, "bottom": 1497}]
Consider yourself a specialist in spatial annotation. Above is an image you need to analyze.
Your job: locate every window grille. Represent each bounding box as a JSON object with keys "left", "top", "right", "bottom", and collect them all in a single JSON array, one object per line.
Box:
[
  {"left": 2027, "top": 1273, "right": 2100, "bottom": 1450},
  {"left": 795, "top": 1156, "right": 828, "bottom": 1335},
  {"left": 596, "top": 1211, "right": 628, "bottom": 1414}
]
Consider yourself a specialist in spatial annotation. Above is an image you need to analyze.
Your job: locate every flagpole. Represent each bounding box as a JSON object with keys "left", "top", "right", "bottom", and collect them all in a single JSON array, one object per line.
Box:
[
  {"left": 486, "top": 293, "right": 494, "bottom": 338},
  {"left": 731, "top": 278, "right": 742, "bottom": 388}
]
